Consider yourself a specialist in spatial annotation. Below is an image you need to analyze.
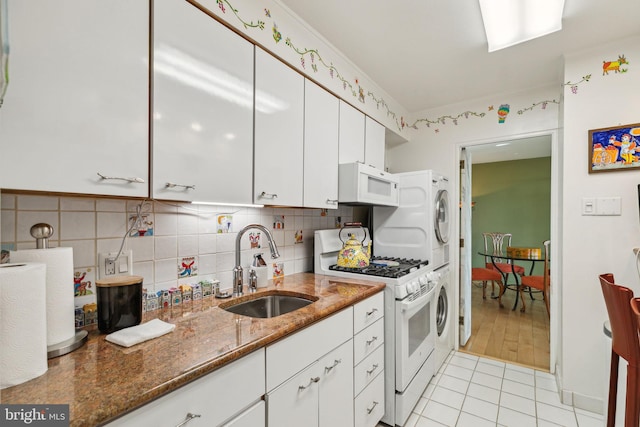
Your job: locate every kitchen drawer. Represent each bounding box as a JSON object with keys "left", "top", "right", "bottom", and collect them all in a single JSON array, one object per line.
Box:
[
  {"left": 354, "top": 370, "right": 385, "bottom": 427},
  {"left": 106, "top": 350, "right": 265, "bottom": 427},
  {"left": 353, "top": 317, "right": 384, "bottom": 365},
  {"left": 266, "top": 307, "right": 353, "bottom": 391},
  {"left": 354, "top": 345, "right": 384, "bottom": 397},
  {"left": 353, "top": 292, "right": 384, "bottom": 334}
]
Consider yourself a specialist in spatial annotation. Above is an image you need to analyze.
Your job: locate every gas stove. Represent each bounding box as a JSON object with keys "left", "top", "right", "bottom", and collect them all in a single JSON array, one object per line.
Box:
[{"left": 328, "top": 256, "right": 428, "bottom": 279}]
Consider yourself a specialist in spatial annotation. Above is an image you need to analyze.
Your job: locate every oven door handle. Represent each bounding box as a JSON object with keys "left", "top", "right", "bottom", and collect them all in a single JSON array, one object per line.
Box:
[{"left": 399, "top": 289, "right": 431, "bottom": 316}]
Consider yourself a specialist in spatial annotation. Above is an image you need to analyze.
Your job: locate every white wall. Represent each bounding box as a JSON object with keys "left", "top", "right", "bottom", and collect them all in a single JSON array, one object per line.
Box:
[{"left": 561, "top": 35, "right": 640, "bottom": 409}]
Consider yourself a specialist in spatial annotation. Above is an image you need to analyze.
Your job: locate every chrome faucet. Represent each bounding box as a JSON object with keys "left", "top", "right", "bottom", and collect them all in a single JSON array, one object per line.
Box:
[{"left": 233, "top": 224, "right": 280, "bottom": 297}]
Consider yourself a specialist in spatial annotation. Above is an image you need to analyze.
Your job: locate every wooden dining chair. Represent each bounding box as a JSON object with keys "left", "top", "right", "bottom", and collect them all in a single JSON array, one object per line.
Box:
[
  {"left": 482, "top": 232, "right": 526, "bottom": 278},
  {"left": 471, "top": 267, "right": 507, "bottom": 308},
  {"left": 598, "top": 273, "right": 640, "bottom": 427},
  {"left": 519, "top": 240, "right": 550, "bottom": 316}
]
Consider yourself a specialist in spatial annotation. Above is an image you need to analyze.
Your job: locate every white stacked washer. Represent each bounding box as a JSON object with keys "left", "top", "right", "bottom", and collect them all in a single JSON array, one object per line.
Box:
[{"left": 373, "top": 170, "right": 454, "bottom": 372}]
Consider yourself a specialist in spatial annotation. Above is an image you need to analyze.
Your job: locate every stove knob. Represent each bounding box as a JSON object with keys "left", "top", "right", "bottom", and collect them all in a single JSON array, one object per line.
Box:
[
  {"left": 419, "top": 275, "right": 428, "bottom": 286},
  {"left": 406, "top": 281, "right": 418, "bottom": 294}
]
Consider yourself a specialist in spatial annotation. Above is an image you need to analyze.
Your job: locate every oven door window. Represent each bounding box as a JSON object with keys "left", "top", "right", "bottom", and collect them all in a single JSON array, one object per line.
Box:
[{"left": 395, "top": 291, "right": 435, "bottom": 391}]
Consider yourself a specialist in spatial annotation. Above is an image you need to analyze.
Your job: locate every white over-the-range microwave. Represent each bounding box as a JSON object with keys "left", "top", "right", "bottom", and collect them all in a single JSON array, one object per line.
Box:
[{"left": 338, "top": 162, "right": 399, "bottom": 207}]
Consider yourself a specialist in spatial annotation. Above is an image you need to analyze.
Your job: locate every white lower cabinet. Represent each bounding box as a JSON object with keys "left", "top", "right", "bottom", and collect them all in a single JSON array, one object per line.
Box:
[
  {"left": 105, "top": 350, "right": 265, "bottom": 427},
  {"left": 353, "top": 295, "right": 385, "bottom": 427},
  {"left": 318, "top": 340, "right": 354, "bottom": 427},
  {"left": 267, "top": 360, "right": 321, "bottom": 427},
  {"left": 355, "top": 371, "right": 385, "bottom": 427}
]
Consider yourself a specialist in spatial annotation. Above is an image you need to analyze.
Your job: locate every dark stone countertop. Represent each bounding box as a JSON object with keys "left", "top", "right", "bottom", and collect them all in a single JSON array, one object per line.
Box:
[{"left": 0, "top": 273, "right": 385, "bottom": 427}]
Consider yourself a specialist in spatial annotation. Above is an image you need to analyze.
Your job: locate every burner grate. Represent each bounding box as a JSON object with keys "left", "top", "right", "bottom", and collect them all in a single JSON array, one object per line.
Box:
[{"left": 329, "top": 257, "right": 428, "bottom": 278}]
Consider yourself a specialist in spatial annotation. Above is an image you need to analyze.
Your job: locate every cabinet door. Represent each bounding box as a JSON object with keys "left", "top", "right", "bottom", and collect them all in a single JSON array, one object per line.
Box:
[
  {"left": 0, "top": 0, "right": 148, "bottom": 197},
  {"left": 254, "top": 48, "right": 304, "bottom": 206},
  {"left": 267, "top": 361, "right": 320, "bottom": 427},
  {"left": 303, "top": 80, "right": 339, "bottom": 209},
  {"left": 338, "top": 101, "right": 365, "bottom": 164},
  {"left": 153, "top": 0, "right": 254, "bottom": 204},
  {"left": 318, "top": 339, "right": 354, "bottom": 427},
  {"left": 365, "top": 117, "right": 386, "bottom": 170}
]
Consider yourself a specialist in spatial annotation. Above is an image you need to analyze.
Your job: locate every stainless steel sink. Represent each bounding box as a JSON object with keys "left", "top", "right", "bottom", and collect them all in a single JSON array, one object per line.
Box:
[{"left": 220, "top": 293, "right": 317, "bottom": 318}]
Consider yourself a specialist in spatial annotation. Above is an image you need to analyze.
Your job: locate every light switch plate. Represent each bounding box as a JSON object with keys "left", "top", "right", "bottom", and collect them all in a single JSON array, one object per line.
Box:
[
  {"left": 98, "top": 250, "right": 133, "bottom": 279},
  {"left": 582, "top": 197, "right": 596, "bottom": 215}
]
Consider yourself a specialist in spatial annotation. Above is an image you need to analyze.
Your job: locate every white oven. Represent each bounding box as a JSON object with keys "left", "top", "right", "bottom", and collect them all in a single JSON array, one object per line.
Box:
[
  {"left": 314, "top": 228, "right": 436, "bottom": 427},
  {"left": 395, "top": 286, "right": 435, "bottom": 391}
]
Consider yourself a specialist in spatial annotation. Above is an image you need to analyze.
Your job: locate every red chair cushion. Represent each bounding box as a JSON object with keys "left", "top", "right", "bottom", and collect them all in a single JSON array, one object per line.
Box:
[
  {"left": 472, "top": 267, "right": 502, "bottom": 282},
  {"left": 521, "top": 275, "right": 544, "bottom": 291},
  {"left": 486, "top": 262, "right": 525, "bottom": 275}
]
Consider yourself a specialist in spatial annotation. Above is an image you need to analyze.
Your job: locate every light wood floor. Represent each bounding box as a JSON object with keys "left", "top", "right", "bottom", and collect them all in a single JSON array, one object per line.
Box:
[{"left": 459, "top": 280, "right": 550, "bottom": 371}]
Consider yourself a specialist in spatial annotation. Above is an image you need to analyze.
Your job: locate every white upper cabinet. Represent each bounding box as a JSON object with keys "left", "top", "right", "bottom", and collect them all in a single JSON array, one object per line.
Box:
[
  {"left": 365, "top": 117, "right": 385, "bottom": 170},
  {"left": 303, "top": 80, "right": 339, "bottom": 209},
  {"left": 0, "top": 0, "right": 149, "bottom": 197},
  {"left": 254, "top": 48, "right": 304, "bottom": 206},
  {"left": 338, "top": 101, "right": 366, "bottom": 164},
  {"left": 152, "top": 0, "right": 254, "bottom": 204}
]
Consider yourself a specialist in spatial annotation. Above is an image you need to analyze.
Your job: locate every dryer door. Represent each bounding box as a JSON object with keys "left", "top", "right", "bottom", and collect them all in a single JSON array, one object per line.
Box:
[{"left": 434, "top": 189, "right": 450, "bottom": 244}]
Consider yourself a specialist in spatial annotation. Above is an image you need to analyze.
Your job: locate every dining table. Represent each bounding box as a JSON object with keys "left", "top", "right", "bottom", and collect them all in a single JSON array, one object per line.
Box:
[{"left": 478, "top": 251, "right": 546, "bottom": 310}]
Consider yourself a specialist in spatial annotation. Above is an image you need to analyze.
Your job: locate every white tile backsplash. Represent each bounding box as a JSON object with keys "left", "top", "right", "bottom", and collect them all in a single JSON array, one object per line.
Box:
[
  {"left": 155, "top": 236, "right": 177, "bottom": 260},
  {"left": 17, "top": 195, "right": 58, "bottom": 210},
  {"left": 1, "top": 192, "right": 353, "bottom": 296},
  {"left": 178, "top": 235, "right": 199, "bottom": 257},
  {"left": 96, "top": 199, "right": 126, "bottom": 212},
  {"left": 97, "top": 212, "right": 126, "bottom": 239},
  {"left": 60, "top": 197, "right": 95, "bottom": 211},
  {"left": 198, "top": 234, "right": 217, "bottom": 254},
  {"left": 60, "top": 211, "right": 95, "bottom": 240}
]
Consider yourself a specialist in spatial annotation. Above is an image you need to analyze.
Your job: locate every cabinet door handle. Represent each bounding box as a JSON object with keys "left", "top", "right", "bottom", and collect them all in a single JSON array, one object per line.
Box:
[
  {"left": 324, "top": 359, "right": 342, "bottom": 373},
  {"left": 298, "top": 376, "right": 320, "bottom": 391},
  {"left": 97, "top": 172, "right": 145, "bottom": 184},
  {"left": 326, "top": 199, "right": 338, "bottom": 204},
  {"left": 366, "top": 308, "right": 378, "bottom": 317},
  {"left": 366, "top": 363, "right": 379, "bottom": 375},
  {"left": 165, "top": 182, "right": 196, "bottom": 190},
  {"left": 366, "top": 401, "right": 379, "bottom": 414},
  {"left": 175, "top": 413, "right": 201, "bottom": 427},
  {"left": 260, "top": 191, "right": 278, "bottom": 199},
  {"left": 366, "top": 336, "right": 378, "bottom": 346}
]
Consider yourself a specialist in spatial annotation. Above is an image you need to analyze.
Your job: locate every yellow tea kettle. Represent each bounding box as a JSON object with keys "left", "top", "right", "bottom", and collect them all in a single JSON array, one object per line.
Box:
[{"left": 337, "top": 224, "right": 371, "bottom": 268}]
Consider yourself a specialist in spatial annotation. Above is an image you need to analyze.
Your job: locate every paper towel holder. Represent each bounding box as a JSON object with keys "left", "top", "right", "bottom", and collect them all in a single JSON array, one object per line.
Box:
[
  {"left": 28, "top": 223, "right": 89, "bottom": 358},
  {"left": 30, "top": 223, "right": 54, "bottom": 249}
]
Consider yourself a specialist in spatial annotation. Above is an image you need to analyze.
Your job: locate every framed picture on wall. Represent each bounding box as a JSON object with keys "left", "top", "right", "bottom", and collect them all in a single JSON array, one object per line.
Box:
[{"left": 589, "top": 123, "right": 640, "bottom": 173}]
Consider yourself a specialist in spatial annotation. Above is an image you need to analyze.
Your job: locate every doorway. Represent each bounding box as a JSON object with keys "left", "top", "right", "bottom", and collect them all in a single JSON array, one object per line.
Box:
[{"left": 455, "top": 132, "right": 559, "bottom": 373}]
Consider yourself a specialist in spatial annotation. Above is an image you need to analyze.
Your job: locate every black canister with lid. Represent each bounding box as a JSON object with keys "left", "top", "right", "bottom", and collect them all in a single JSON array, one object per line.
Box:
[{"left": 96, "top": 275, "right": 143, "bottom": 333}]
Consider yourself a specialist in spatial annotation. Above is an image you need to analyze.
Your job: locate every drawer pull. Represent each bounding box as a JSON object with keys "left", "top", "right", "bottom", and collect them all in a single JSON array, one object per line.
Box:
[
  {"left": 176, "top": 413, "right": 201, "bottom": 427},
  {"left": 298, "top": 376, "right": 320, "bottom": 391},
  {"left": 324, "top": 358, "right": 342, "bottom": 373},
  {"left": 366, "top": 364, "right": 379, "bottom": 375},
  {"left": 97, "top": 172, "right": 145, "bottom": 184},
  {"left": 366, "top": 401, "right": 379, "bottom": 414},
  {"left": 366, "top": 336, "right": 378, "bottom": 346},
  {"left": 326, "top": 199, "right": 339, "bottom": 204},
  {"left": 165, "top": 182, "right": 196, "bottom": 190},
  {"left": 366, "top": 308, "right": 378, "bottom": 317}
]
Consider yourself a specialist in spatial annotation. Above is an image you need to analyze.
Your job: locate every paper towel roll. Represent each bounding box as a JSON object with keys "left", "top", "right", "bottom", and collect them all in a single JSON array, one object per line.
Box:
[
  {"left": 0, "top": 263, "right": 48, "bottom": 389},
  {"left": 11, "top": 247, "right": 75, "bottom": 346}
]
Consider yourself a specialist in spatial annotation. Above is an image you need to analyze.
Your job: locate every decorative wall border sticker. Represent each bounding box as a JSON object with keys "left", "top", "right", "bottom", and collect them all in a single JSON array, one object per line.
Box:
[{"left": 208, "top": 0, "right": 407, "bottom": 131}]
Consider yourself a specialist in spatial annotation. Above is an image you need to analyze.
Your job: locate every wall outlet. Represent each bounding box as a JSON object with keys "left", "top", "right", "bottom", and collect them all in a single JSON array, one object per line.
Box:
[{"left": 98, "top": 250, "right": 133, "bottom": 279}]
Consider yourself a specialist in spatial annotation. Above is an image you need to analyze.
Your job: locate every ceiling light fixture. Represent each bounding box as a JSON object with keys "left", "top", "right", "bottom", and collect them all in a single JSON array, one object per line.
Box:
[{"left": 478, "top": 0, "right": 565, "bottom": 52}]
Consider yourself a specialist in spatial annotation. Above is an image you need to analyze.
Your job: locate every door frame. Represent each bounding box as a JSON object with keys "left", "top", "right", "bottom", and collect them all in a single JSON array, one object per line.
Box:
[{"left": 452, "top": 128, "right": 560, "bottom": 374}]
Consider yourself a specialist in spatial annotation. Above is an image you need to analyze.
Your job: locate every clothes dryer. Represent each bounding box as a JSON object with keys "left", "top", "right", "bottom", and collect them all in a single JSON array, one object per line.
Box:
[{"left": 432, "top": 263, "right": 454, "bottom": 372}]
